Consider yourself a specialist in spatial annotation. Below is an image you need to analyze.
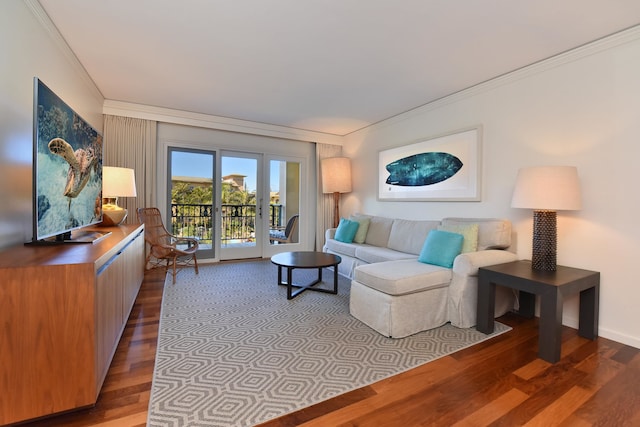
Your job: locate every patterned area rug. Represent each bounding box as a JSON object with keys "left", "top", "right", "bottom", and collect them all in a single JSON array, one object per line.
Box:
[{"left": 147, "top": 260, "right": 510, "bottom": 427}]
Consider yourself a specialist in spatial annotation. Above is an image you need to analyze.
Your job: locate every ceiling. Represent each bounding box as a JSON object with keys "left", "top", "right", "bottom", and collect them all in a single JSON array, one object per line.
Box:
[{"left": 39, "top": 0, "right": 640, "bottom": 136}]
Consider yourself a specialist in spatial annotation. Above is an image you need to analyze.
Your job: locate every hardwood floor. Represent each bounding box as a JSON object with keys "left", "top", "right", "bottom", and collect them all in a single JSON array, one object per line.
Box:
[{"left": 20, "top": 267, "right": 640, "bottom": 427}]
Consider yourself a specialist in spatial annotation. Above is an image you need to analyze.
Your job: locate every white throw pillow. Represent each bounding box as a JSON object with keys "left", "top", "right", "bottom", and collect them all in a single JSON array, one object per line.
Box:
[{"left": 437, "top": 223, "right": 479, "bottom": 253}]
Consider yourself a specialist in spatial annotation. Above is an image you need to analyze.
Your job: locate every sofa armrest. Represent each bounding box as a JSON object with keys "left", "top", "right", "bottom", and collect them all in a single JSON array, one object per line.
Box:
[
  {"left": 325, "top": 228, "right": 337, "bottom": 240},
  {"left": 452, "top": 249, "right": 519, "bottom": 276},
  {"left": 447, "top": 250, "right": 519, "bottom": 328}
]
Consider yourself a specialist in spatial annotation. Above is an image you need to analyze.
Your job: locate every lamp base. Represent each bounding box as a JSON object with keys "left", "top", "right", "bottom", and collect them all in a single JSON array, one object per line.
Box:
[
  {"left": 101, "top": 203, "right": 128, "bottom": 226},
  {"left": 532, "top": 210, "right": 557, "bottom": 271},
  {"left": 333, "top": 192, "right": 340, "bottom": 228}
]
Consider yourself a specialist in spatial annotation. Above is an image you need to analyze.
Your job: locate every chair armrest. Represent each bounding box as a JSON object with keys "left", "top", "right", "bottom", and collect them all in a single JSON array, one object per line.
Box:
[
  {"left": 452, "top": 250, "right": 519, "bottom": 276},
  {"left": 172, "top": 236, "right": 199, "bottom": 250}
]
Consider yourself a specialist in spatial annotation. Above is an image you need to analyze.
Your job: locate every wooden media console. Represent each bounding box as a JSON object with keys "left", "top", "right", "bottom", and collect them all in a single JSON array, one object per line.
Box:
[{"left": 0, "top": 224, "right": 145, "bottom": 425}]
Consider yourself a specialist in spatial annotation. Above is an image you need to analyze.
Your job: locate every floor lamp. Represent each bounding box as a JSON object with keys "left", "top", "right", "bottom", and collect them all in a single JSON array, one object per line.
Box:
[
  {"left": 511, "top": 166, "right": 582, "bottom": 271},
  {"left": 321, "top": 157, "right": 352, "bottom": 228},
  {"left": 102, "top": 166, "right": 137, "bottom": 226}
]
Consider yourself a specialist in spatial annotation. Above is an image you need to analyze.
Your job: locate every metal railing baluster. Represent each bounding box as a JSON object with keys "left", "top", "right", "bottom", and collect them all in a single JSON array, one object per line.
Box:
[{"left": 169, "top": 203, "right": 283, "bottom": 247}]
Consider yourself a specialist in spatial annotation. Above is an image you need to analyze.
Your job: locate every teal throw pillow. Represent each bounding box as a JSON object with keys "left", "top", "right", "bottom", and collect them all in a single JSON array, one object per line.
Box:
[
  {"left": 334, "top": 218, "right": 360, "bottom": 243},
  {"left": 418, "top": 230, "right": 464, "bottom": 268}
]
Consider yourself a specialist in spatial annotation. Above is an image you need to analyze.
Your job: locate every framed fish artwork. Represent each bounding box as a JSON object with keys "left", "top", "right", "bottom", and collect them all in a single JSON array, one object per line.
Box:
[{"left": 378, "top": 126, "right": 481, "bottom": 201}]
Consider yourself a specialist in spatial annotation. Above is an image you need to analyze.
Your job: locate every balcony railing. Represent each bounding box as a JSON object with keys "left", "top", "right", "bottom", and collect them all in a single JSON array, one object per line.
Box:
[{"left": 170, "top": 203, "right": 283, "bottom": 246}]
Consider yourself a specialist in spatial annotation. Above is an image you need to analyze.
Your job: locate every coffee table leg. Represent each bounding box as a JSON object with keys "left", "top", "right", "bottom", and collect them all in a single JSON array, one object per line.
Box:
[
  {"left": 275, "top": 261, "right": 340, "bottom": 299},
  {"left": 287, "top": 267, "right": 293, "bottom": 300}
]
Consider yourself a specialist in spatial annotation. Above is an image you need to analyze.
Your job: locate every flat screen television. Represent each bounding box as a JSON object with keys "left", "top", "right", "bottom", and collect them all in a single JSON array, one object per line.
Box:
[{"left": 30, "top": 78, "right": 108, "bottom": 244}]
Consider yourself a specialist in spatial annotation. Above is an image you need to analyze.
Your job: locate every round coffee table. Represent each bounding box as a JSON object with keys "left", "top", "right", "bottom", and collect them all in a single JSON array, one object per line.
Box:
[{"left": 270, "top": 251, "right": 342, "bottom": 299}]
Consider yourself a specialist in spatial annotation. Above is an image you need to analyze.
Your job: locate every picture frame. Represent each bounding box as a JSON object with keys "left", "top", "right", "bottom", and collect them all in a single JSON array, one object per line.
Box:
[{"left": 378, "top": 126, "right": 482, "bottom": 201}]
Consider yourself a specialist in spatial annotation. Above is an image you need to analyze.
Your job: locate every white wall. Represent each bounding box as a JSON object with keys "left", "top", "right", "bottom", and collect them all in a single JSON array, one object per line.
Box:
[
  {"left": 344, "top": 28, "right": 640, "bottom": 348},
  {"left": 0, "top": 0, "right": 104, "bottom": 248}
]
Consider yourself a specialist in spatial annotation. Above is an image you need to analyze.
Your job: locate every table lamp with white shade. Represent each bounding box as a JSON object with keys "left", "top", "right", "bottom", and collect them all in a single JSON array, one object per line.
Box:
[
  {"left": 102, "top": 166, "right": 137, "bottom": 226},
  {"left": 511, "top": 166, "right": 582, "bottom": 271}
]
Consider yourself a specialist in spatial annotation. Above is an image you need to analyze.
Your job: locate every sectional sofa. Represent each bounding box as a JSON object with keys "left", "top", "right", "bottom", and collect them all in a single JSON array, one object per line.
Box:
[{"left": 323, "top": 215, "right": 519, "bottom": 337}]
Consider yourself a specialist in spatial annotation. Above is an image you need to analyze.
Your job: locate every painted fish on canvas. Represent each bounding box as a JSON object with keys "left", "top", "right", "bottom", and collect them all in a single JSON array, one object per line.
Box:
[{"left": 385, "top": 152, "right": 463, "bottom": 186}]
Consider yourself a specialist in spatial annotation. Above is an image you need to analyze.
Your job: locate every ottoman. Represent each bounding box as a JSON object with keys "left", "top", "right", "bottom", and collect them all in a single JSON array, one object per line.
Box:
[{"left": 350, "top": 259, "right": 452, "bottom": 338}]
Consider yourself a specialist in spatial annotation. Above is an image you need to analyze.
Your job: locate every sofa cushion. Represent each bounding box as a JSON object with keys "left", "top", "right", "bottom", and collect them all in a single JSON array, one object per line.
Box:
[
  {"left": 349, "top": 214, "right": 371, "bottom": 244},
  {"left": 418, "top": 230, "right": 464, "bottom": 268},
  {"left": 335, "top": 218, "right": 359, "bottom": 243},
  {"left": 441, "top": 217, "right": 512, "bottom": 250},
  {"left": 355, "top": 246, "right": 417, "bottom": 264},
  {"left": 437, "top": 222, "right": 479, "bottom": 253},
  {"left": 324, "top": 238, "right": 360, "bottom": 257},
  {"left": 364, "top": 216, "right": 394, "bottom": 247},
  {"left": 354, "top": 259, "right": 451, "bottom": 296},
  {"left": 387, "top": 219, "right": 440, "bottom": 255}
]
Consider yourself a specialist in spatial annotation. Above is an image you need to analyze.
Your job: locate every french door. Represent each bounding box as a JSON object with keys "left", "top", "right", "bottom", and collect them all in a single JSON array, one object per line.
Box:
[
  {"left": 167, "top": 147, "right": 303, "bottom": 261},
  {"left": 219, "top": 151, "right": 262, "bottom": 260},
  {"left": 266, "top": 156, "right": 301, "bottom": 249},
  {"left": 167, "top": 147, "right": 216, "bottom": 259}
]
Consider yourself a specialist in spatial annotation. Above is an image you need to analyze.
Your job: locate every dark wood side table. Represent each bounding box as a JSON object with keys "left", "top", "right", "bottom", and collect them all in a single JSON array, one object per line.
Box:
[{"left": 477, "top": 260, "right": 600, "bottom": 363}]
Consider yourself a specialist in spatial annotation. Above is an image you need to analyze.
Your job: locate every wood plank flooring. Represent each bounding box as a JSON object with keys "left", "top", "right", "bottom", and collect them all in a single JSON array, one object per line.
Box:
[{"left": 19, "top": 267, "right": 640, "bottom": 427}]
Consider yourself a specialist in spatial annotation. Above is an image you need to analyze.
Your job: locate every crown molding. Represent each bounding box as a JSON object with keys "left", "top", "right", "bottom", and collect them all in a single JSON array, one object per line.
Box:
[
  {"left": 103, "top": 100, "right": 344, "bottom": 145},
  {"left": 25, "top": 0, "right": 103, "bottom": 102}
]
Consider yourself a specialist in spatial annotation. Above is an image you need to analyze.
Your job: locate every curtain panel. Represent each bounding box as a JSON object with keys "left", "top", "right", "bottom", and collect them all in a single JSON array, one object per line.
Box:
[
  {"left": 103, "top": 115, "right": 157, "bottom": 224},
  {"left": 315, "top": 143, "right": 342, "bottom": 250}
]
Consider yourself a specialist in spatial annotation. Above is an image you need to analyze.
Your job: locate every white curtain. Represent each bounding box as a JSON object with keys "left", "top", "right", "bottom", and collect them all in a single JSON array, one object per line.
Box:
[
  {"left": 103, "top": 115, "right": 157, "bottom": 224},
  {"left": 315, "top": 143, "right": 342, "bottom": 250}
]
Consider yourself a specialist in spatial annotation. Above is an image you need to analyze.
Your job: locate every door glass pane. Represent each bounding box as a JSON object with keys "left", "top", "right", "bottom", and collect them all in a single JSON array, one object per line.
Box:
[
  {"left": 221, "top": 155, "right": 258, "bottom": 250},
  {"left": 269, "top": 159, "right": 300, "bottom": 245},
  {"left": 169, "top": 149, "right": 215, "bottom": 258}
]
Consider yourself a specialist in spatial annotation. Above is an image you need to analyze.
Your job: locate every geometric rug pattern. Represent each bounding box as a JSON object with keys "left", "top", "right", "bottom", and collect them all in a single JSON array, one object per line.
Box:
[{"left": 147, "top": 260, "right": 510, "bottom": 427}]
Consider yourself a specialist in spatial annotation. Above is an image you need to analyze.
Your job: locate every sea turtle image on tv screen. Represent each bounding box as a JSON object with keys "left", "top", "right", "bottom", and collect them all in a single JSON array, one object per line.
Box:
[
  {"left": 48, "top": 137, "right": 99, "bottom": 198},
  {"left": 385, "top": 152, "right": 463, "bottom": 186}
]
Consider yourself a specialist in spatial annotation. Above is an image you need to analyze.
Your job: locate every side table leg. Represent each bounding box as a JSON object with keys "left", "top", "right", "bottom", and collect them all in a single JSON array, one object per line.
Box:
[
  {"left": 579, "top": 284, "right": 599, "bottom": 340},
  {"left": 539, "top": 289, "right": 563, "bottom": 363},
  {"left": 518, "top": 291, "right": 536, "bottom": 318},
  {"left": 477, "top": 271, "right": 496, "bottom": 334}
]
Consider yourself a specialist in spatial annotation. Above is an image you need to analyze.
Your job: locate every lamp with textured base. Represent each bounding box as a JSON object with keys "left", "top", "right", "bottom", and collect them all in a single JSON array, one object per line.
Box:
[{"left": 511, "top": 166, "right": 581, "bottom": 271}]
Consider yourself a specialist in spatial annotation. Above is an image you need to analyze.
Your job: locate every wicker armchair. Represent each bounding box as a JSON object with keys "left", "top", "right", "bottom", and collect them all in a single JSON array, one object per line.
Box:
[{"left": 137, "top": 207, "right": 199, "bottom": 284}]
